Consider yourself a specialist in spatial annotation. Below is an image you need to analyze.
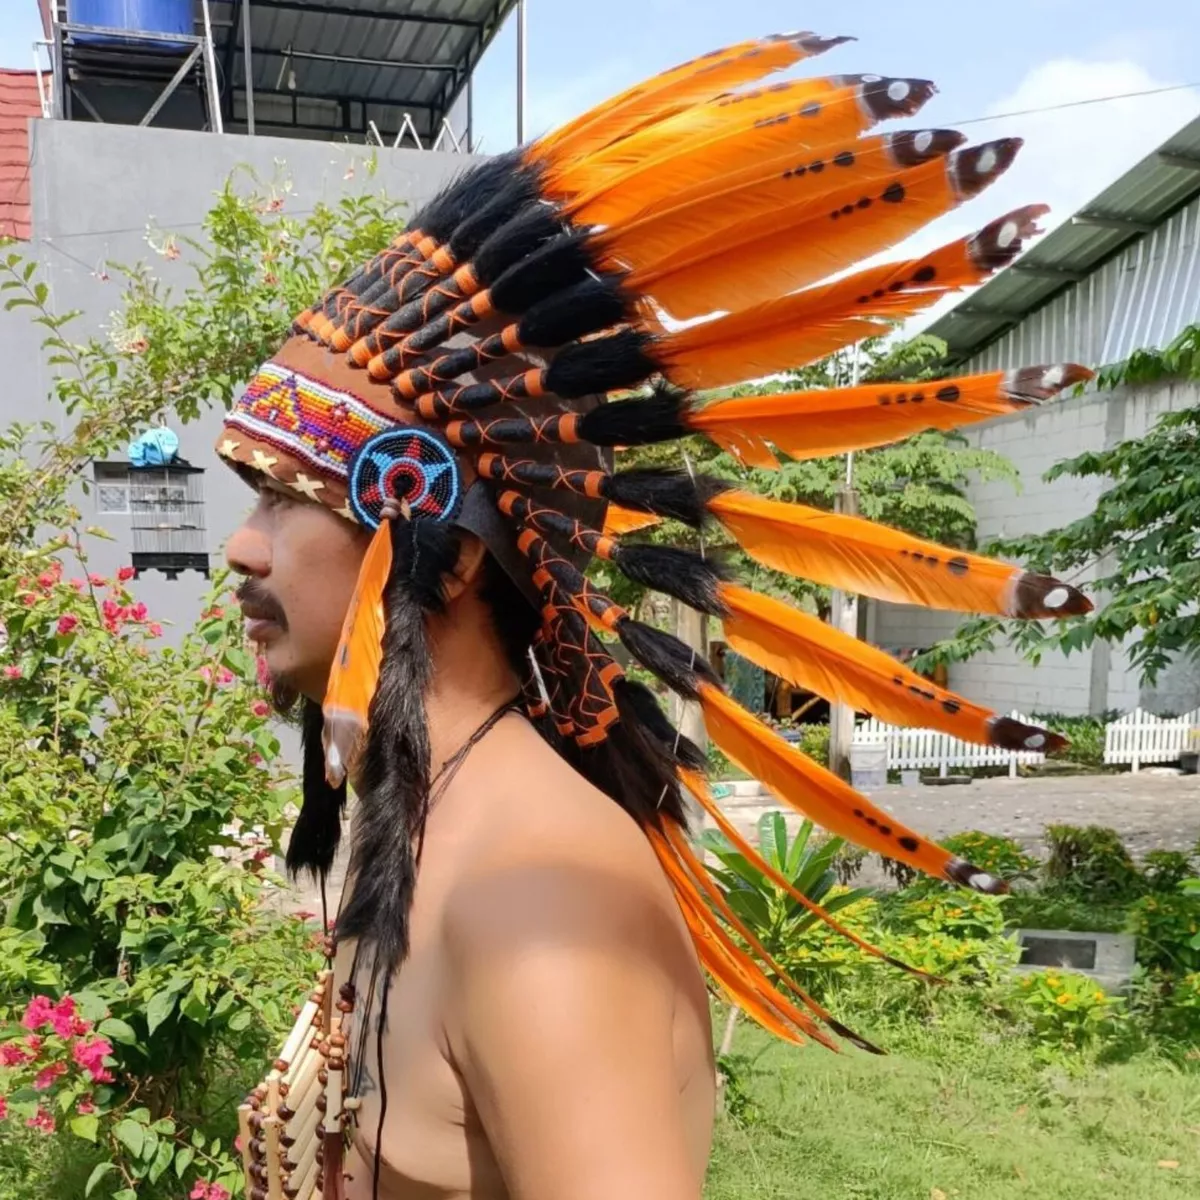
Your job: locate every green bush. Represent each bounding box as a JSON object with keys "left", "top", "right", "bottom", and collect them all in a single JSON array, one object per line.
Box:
[
  {"left": 1009, "top": 969, "right": 1125, "bottom": 1048},
  {"left": 1126, "top": 890, "right": 1200, "bottom": 973},
  {"left": 1043, "top": 824, "right": 1142, "bottom": 900},
  {"left": 1032, "top": 712, "right": 1110, "bottom": 768},
  {"left": 1141, "top": 849, "right": 1196, "bottom": 893}
]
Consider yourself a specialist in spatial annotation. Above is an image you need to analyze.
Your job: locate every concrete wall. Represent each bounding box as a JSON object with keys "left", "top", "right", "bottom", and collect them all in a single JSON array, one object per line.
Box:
[
  {"left": 1, "top": 118, "right": 478, "bottom": 640},
  {"left": 874, "top": 377, "right": 1200, "bottom": 717}
]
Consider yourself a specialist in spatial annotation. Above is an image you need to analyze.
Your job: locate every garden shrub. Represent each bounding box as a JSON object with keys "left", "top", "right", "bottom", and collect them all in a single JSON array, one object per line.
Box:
[
  {"left": 1126, "top": 890, "right": 1200, "bottom": 973},
  {"left": 1009, "top": 969, "right": 1125, "bottom": 1048},
  {"left": 1043, "top": 824, "right": 1142, "bottom": 900}
]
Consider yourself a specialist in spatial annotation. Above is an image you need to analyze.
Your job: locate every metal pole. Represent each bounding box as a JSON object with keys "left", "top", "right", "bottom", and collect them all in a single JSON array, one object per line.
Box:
[
  {"left": 200, "top": 0, "right": 224, "bottom": 133},
  {"left": 466, "top": 72, "right": 474, "bottom": 152},
  {"left": 242, "top": 0, "right": 255, "bottom": 134},
  {"left": 827, "top": 344, "right": 861, "bottom": 782},
  {"left": 516, "top": 0, "right": 527, "bottom": 145}
]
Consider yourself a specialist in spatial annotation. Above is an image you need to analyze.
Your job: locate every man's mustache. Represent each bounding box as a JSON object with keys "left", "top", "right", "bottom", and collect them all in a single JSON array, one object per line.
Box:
[{"left": 235, "top": 579, "right": 289, "bottom": 631}]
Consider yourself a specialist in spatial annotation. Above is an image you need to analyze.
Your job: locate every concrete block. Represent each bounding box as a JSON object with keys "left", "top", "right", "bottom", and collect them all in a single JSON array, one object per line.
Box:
[{"left": 1014, "top": 928, "right": 1137, "bottom": 993}]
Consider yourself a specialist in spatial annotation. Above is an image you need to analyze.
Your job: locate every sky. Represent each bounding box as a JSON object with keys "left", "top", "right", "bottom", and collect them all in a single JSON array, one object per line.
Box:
[{"left": 4, "top": 0, "right": 1198, "bottom": 330}]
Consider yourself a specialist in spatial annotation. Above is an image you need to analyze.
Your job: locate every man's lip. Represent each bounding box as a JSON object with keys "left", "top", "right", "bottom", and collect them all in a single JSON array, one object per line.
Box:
[{"left": 245, "top": 617, "right": 282, "bottom": 641}]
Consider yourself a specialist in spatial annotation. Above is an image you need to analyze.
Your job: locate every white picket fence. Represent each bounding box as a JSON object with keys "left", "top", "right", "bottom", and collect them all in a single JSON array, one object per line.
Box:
[
  {"left": 1103, "top": 707, "right": 1200, "bottom": 771},
  {"left": 852, "top": 710, "right": 1047, "bottom": 778}
]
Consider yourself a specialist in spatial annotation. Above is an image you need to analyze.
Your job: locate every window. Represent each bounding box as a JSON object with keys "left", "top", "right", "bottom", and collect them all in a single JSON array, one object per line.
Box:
[{"left": 92, "top": 461, "right": 209, "bottom": 579}]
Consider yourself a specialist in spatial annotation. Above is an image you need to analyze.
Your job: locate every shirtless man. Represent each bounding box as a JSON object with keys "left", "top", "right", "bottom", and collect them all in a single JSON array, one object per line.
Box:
[
  {"left": 219, "top": 27, "right": 1085, "bottom": 1200},
  {"left": 226, "top": 468, "right": 715, "bottom": 1198}
]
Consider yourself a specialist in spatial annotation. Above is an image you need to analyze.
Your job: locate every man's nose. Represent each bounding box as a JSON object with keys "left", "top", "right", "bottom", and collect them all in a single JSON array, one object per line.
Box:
[{"left": 225, "top": 519, "right": 270, "bottom": 579}]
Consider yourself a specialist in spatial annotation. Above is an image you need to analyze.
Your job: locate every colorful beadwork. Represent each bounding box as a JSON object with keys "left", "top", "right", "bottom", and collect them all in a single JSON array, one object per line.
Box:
[
  {"left": 348, "top": 427, "right": 463, "bottom": 529},
  {"left": 225, "top": 363, "right": 392, "bottom": 486}
]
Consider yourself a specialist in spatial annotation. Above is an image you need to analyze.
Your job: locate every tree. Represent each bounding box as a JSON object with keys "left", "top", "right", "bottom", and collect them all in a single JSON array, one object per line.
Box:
[{"left": 919, "top": 324, "right": 1200, "bottom": 687}]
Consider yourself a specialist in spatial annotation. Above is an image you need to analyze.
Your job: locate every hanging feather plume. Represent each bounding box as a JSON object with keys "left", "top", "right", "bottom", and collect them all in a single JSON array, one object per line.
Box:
[
  {"left": 690, "top": 363, "right": 1094, "bottom": 466},
  {"left": 716, "top": 583, "right": 1063, "bottom": 753},
  {"left": 706, "top": 489, "right": 1092, "bottom": 619}
]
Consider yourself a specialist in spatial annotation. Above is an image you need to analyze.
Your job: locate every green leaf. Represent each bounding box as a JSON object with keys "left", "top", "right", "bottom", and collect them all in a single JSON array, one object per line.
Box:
[
  {"left": 174, "top": 1145, "right": 195, "bottom": 1177},
  {"left": 85, "top": 1162, "right": 117, "bottom": 1196},
  {"left": 114, "top": 1191, "right": 138, "bottom": 1200},
  {"left": 71, "top": 1114, "right": 100, "bottom": 1142},
  {"left": 114, "top": 1117, "right": 146, "bottom": 1158},
  {"left": 149, "top": 1138, "right": 175, "bottom": 1183},
  {"left": 98, "top": 1017, "right": 137, "bottom": 1045},
  {"left": 191, "top": 1127, "right": 206, "bottom": 1149},
  {"left": 145, "top": 987, "right": 176, "bottom": 1035},
  {"left": 228, "top": 1008, "right": 252, "bottom": 1031}
]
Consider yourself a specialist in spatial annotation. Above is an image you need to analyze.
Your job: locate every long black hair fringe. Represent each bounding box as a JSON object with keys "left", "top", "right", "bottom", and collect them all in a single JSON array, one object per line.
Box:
[
  {"left": 286, "top": 698, "right": 349, "bottom": 882},
  {"left": 612, "top": 543, "right": 728, "bottom": 616},
  {"left": 616, "top": 617, "right": 721, "bottom": 700},
  {"left": 606, "top": 466, "right": 731, "bottom": 528}
]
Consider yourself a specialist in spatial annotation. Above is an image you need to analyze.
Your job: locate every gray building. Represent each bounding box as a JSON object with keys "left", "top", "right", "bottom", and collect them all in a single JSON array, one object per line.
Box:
[
  {"left": 2, "top": 1, "right": 525, "bottom": 638},
  {"left": 874, "top": 115, "right": 1200, "bottom": 718}
]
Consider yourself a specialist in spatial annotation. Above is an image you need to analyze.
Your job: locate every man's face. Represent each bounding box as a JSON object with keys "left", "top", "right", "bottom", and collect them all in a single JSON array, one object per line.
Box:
[{"left": 226, "top": 478, "right": 371, "bottom": 703}]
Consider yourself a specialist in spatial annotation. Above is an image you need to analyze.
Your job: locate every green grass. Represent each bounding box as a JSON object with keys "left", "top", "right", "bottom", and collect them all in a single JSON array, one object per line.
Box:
[{"left": 706, "top": 1005, "right": 1200, "bottom": 1199}]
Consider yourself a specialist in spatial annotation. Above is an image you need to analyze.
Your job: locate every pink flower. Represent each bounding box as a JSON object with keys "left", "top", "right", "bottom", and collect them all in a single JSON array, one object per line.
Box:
[
  {"left": 117, "top": 566, "right": 136, "bottom": 582},
  {"left": 33, "top": 1062, "right": 66, "bottom": 1090},
  {"left": 199, "top": 665, "right": 213, "bottom": 683},
  {"left": 210, "top": 1186, "right": 231, "bottom": 1200},
  {"left": 203, "top": 605, "right": 225, "bottom": 620},
  {"left": 76, "top": 1096, "right": 95, "bottom": 1115},
  {"left": 21, "top": 996, "right": 53, "bottom": 1031},
  {"left": 3, "top": 665, "right": 21, "bottom": 680},
  {"left": 56, "top": 614, "right": 79, "bottom": 636},
  {"left": 256, "top": 655, "right": 272, "bottom": 689},
  {"left": 148, "top": 622, "right": 163, "bottom": 638},
  {"left": 0, "top": 1096, "right": 8, "bottom": 1120},
  {"left": 101, "top": 598, "right": 121, "bottom": 623},
  {"left": 0, "top": 1042, "right": 30, "bottom": 1067},
  {"left": 88, "top": 574, "right": 106, "bottom": 587},
  {"left": 70, "top": 578, "right": 86, "bottom": 592},
  {"left": 190, "top": 1183, "right": 209, "bottom": 1200},
  {"left": 38, "top": 571, "right": 57, "bottom": 590},
  {"left": 248, "top": 752, "right": 264, "bottom": 768},
  {"left": 130, "top": 602, "right": 148, "bottom": 622},
  {"left": 24, "top": 1036, "right": 42, "bottom": 1055},
  {"left": 71, "top": 1036, "right": 113, "bottom": 1081},
  {"left": 217, "top": 667, "right": 235, "bottom": 686},
  {"left": 25, "top": 1106, "right": 55, "bottom": 1135},
  {"left": 251, "top": 700, "right": 271, "bottom": 718},
  {"left": 48, "top": 996, "right": 82, "bottom": 1039},
  {"left": 21, "top": 593, "right": 36, "bottom": 607}
]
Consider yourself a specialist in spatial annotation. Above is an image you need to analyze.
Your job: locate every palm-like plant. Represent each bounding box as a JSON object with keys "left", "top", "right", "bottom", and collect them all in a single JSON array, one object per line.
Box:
[{"left": 700, "top": 813, "right": 873, "bottom": 1059}]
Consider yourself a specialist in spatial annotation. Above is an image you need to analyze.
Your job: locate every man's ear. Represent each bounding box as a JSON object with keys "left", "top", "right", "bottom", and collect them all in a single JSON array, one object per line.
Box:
[{"left": 443, "top": 531, "right": 488, "bottom": 602}]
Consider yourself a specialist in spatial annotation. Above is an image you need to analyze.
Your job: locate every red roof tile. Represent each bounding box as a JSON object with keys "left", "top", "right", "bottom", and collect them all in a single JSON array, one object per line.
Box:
[{"left": 0, "top": 70, "right": 46, "bottom": 241}]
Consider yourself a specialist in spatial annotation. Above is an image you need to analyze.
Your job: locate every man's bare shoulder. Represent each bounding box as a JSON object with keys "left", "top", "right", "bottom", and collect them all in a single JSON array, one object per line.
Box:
[{"left": 439, "top": 716, "right": 694, "bottom": 971}]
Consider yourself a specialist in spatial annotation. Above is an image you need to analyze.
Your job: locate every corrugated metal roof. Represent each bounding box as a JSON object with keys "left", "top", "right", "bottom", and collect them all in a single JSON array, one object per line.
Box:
[
  {"left": 929, "top": 113, "right": 1200, "bottom": 368},
  {"left": 208, "top": 0, "right": 516, "bottom": 139},
  {"left": 0, "top": 70, "right": 45, "bottom": 241}
]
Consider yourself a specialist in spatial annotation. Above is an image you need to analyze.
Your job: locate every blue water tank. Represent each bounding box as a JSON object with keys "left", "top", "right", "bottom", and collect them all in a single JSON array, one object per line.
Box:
[{"left": 68, "top": 0, "right": 194, "bottom": 49}]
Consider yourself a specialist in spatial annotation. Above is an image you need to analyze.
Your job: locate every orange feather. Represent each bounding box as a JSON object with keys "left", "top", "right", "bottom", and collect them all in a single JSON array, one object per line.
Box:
[
  {"left": 708, "top": 490, "right": 1091, "bottom": 619},
  {"left": 646, "top": 827, "right": 833, "bottom": 1047},
  {"left": 321, "top": 518, "right": 394, "bottom": 787},
  {"left": 716, "top": 582, "right": 1065, "bottom": 754},
  {"left": 602, "top": 504, "right": 662, "bottom": 536},
  {"left": 678, "top": 769, "right": 933, "bottom": 979},
  {"left": 595, "top": 130, "right": 966, "bottom": 279},
  {"left": 689, "top": 363, "right": 1094, "bottom": 462},
  {"left": 656, "top": 206, "right": 1049, "bottom": 390},
  {"left": 632, "top": 139, "right": 1022, "bottom": 321},
  {"left": 531, "top": 32, "right": 847, "bottom": 171},
  {"left": 696, "top": 683, "right": 1002, "bottom": 892},
  {"left": 558, "top": 73, "right": 933, "bottom": 226}
]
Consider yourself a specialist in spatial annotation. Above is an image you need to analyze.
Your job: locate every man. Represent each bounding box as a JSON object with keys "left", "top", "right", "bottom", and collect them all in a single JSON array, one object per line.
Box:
[{"left": 221, "top": 29, "right": 1088, "bottom": 1200}]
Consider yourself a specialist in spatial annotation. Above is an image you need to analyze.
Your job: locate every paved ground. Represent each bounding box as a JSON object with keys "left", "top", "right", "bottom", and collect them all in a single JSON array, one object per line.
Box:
[{"left": 277, "top": 772, "right": 1200, "bottom": 914}]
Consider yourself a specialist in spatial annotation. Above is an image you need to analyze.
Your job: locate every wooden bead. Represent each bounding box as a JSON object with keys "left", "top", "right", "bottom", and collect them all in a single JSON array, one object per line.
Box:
[{"left": 328, "top": 1033, "right": 346, "bottom": 1049}]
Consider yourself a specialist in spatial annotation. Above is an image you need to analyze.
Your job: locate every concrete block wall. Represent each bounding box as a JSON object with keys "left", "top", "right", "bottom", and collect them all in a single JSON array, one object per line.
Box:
[{"left": 874, "top": 377, "right": 1200, "bottom": 716}]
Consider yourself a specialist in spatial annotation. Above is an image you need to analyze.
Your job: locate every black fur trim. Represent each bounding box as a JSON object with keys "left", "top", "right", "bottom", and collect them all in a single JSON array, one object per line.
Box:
[
  {"left": 577, "top": 385, "right": 690, "bottom": 447},
  {"left": 286, "top": 698, "right": 348, "bottom": 881},
  {"left": 544, "top": 330, "right": 659, "bottom": 399},
  {"left": 615, "top": 619, "right": 720, "bottom": 701},
  {"left": 448, "top": 168, "right": 545, "bottom": 264},
  {"left": 612, "top": 544, "right": 728, "bottom": 616},
  {"left": 613, "top": 677, "right": 706, "bottom": 773},
  {"left": 471, "top": 202, "right": 565, "bottom": 285},
  {"left": 517, "top": 275, "right": 633, "bottom": 348},
  {"left": 412, "top": 150, "right": 523, "bottom": 242},
  {"left": 488, "top": 231, "right": 595, "bottom": 314},
  {"left": 606, "top": 467, "right": 731, "bottom": 528}
]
